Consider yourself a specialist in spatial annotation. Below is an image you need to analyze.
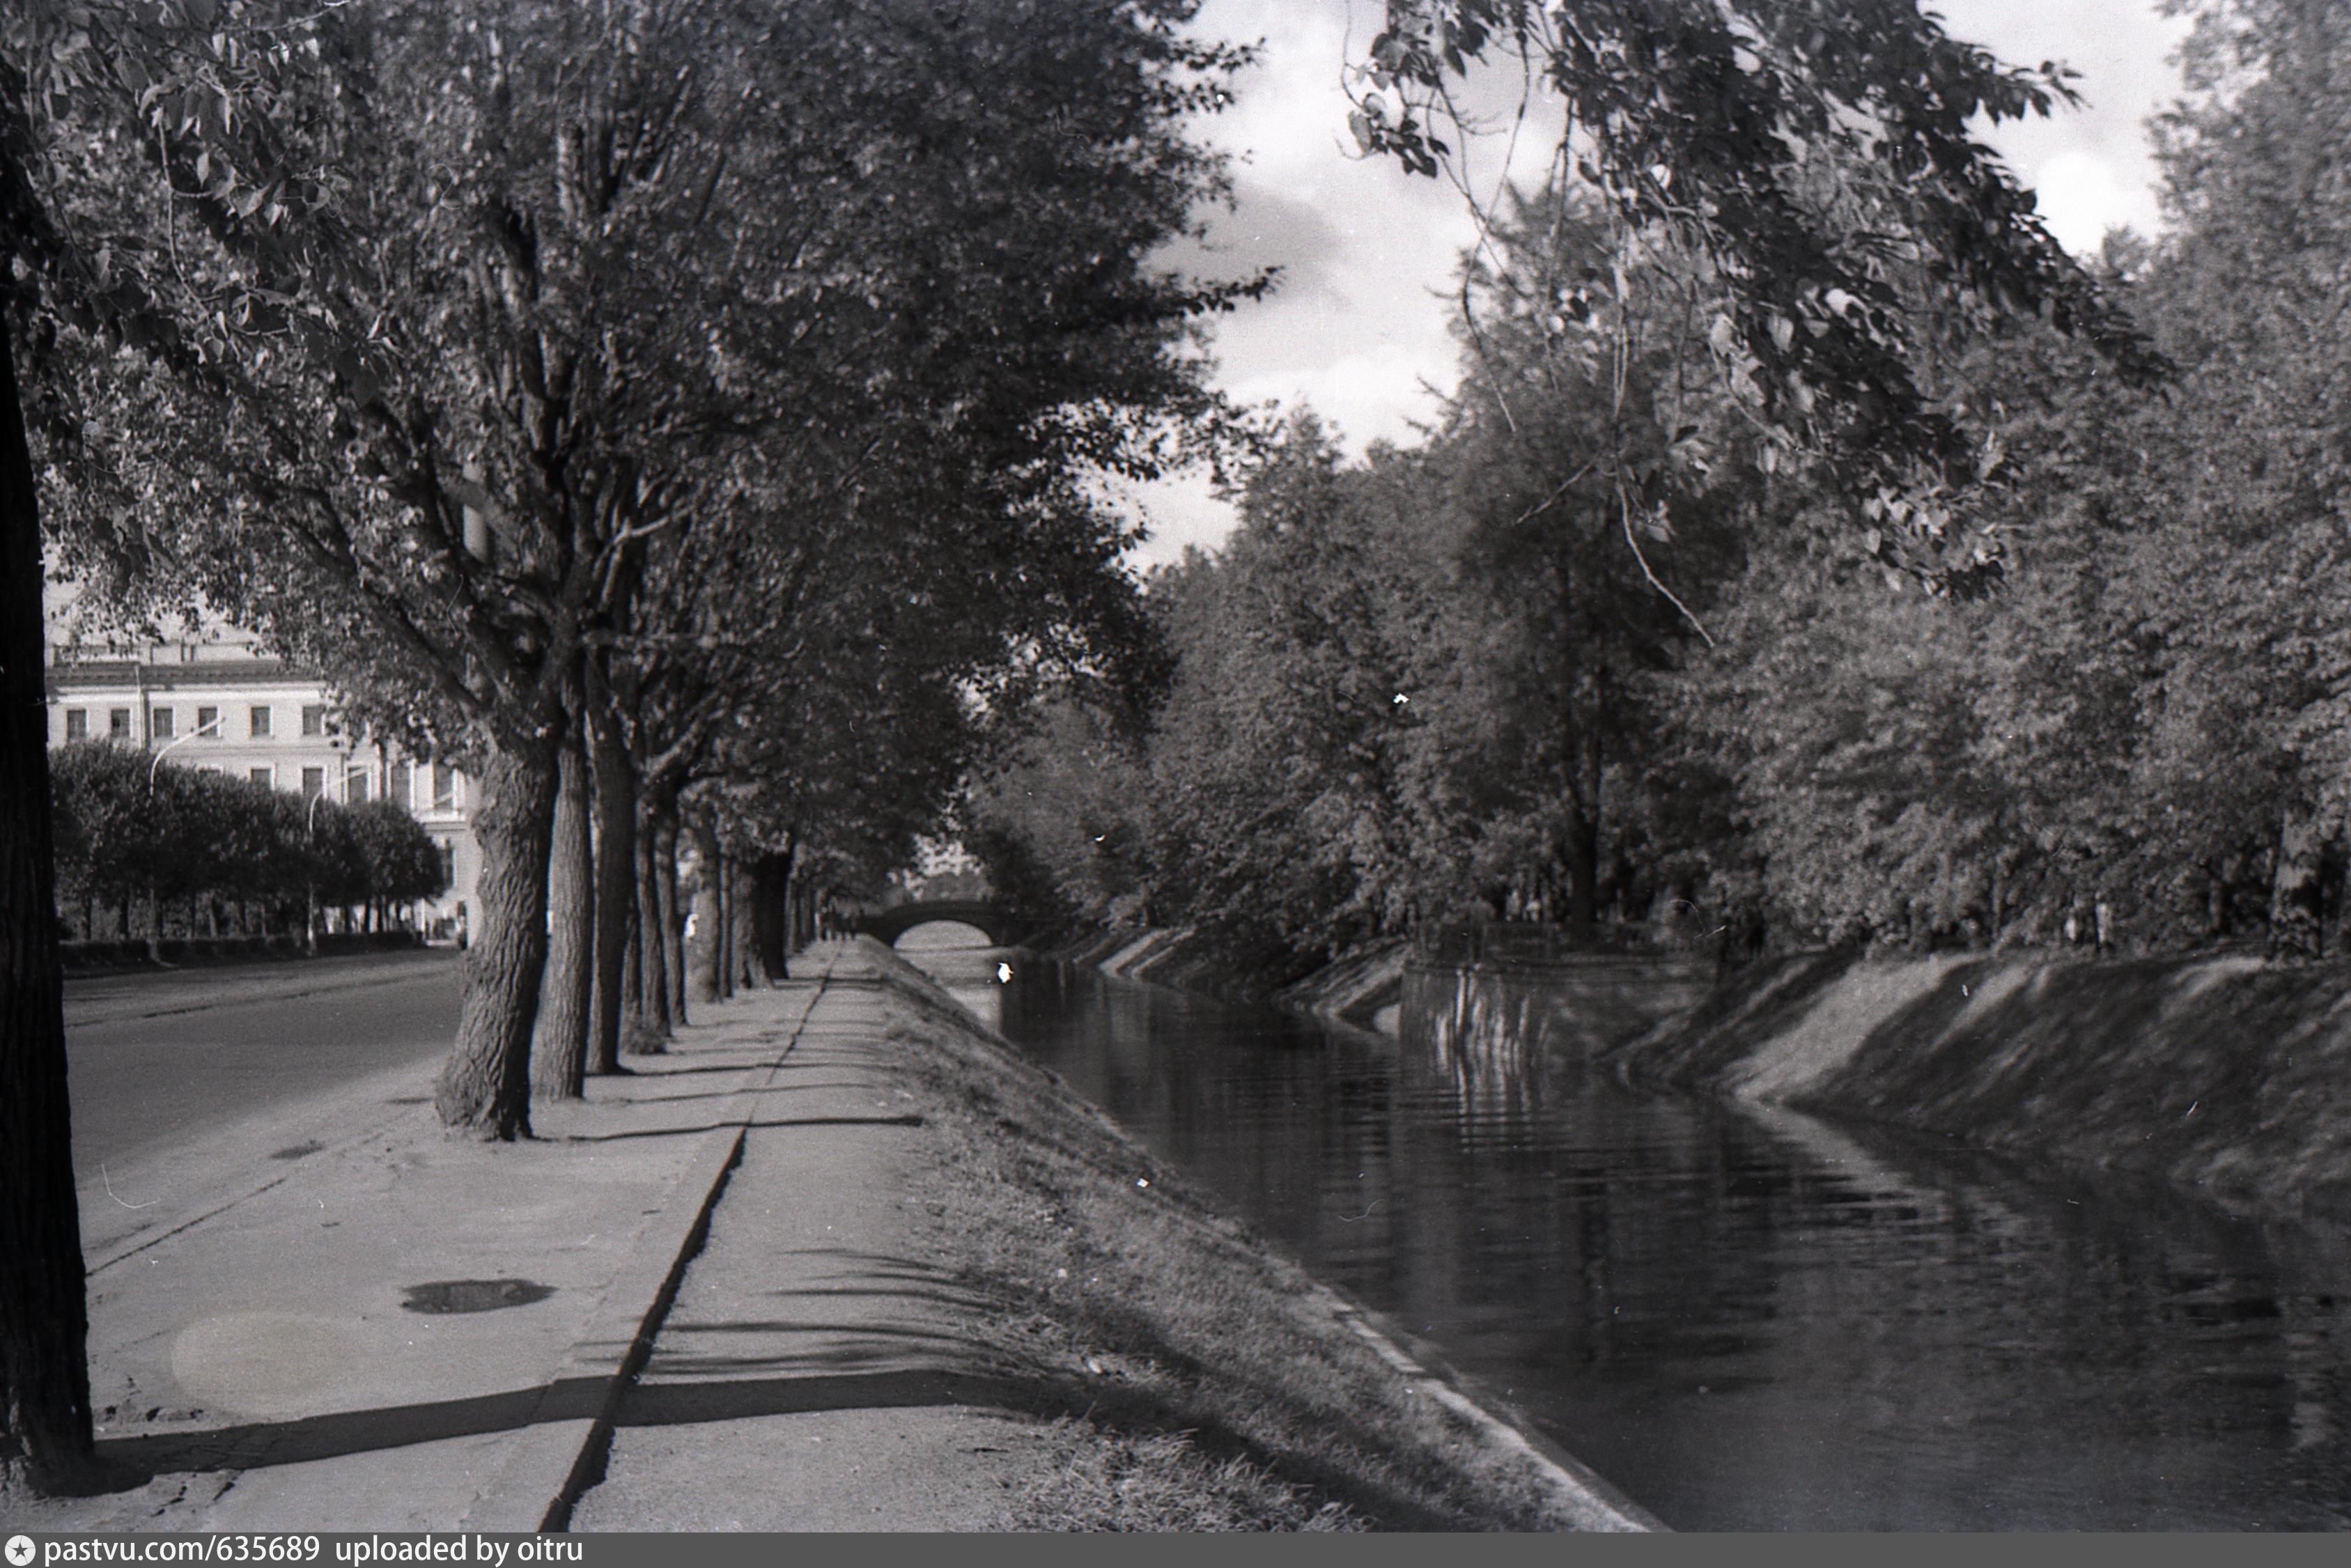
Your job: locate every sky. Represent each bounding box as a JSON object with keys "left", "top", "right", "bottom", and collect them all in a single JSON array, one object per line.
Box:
[{"left": 1119, "top": 0, "right": 2196, "bottom": 567}]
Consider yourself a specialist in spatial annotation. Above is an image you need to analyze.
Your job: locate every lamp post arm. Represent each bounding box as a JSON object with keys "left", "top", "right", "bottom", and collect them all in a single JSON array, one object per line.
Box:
[{"left": 146, "top": 715, "right": 222, "bottom": 793}]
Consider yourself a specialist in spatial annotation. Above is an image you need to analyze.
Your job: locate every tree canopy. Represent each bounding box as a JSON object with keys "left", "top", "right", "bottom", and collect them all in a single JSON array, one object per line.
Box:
[
  {"left": 1344, "top": 0, "right": 2160, "bottom": 591},
  {"left": 971, "top": 0, "right": 2351, "bottom": 978}
]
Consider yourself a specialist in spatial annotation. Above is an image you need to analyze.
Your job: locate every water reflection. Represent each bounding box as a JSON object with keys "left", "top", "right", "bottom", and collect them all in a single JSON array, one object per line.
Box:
[{"left": 998, "top": 961, "right": 2351, "bottom": 1530}]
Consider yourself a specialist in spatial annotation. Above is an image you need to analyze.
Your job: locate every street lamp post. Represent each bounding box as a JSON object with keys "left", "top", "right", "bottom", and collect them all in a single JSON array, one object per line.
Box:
[
  {"left": 306, "top": 785, "right": 325, "bottom": 956},
  {"left": 304, "top": 733, "right": 348, "bottom": 956},
  {"left": 146, "top": 712, "right": 221, "bottom": 792},
  {"left": 141, "top": 714, "right": 222, "bottom": 958}
]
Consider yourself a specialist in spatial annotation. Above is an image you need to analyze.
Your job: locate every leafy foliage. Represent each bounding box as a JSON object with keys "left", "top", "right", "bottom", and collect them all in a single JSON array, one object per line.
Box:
[
  {"left": 1347, "top": 0, "right": 2159, "bottom": 589},
  {"left": 49, "top": 741, "right": 446, "bottom": 931},
  {"left": 974, "top": 0, "right": 2351, "bottom": 975}
]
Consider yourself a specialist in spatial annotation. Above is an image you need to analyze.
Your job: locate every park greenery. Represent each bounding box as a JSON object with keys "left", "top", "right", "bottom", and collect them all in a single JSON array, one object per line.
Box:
[
  {"left": 970, "top": 0, "right": 2351, "bottom": 985},
  {"left": 48, "top": 740, "right": 447, "bottom": 947},
  {"left": 2, "top": 0, "right": 2340, "bottom": 1508}
]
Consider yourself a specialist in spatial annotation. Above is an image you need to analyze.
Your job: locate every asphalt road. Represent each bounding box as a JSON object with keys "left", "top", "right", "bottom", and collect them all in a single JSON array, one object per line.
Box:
[{"left": 63, "top": 949, "right": 464, "bottom": 1184}]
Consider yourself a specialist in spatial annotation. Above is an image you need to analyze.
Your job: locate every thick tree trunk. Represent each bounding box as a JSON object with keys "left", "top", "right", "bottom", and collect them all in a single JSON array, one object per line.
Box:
[
  {"left": 435, "top": 735, "right": 560, "bottom": 1139},
  {"left": 1, "top": 323, "right": 101, "bottom": 1496},
  {"left": 688, "top": 809, "right": 722, "bottom": 1005},
  {"left": 531, "top": 717, "right": 593, "bottom": 1101},
  {"left": 586, "top": 662, "right": 635, "bottom": 1076},
  {"left": 653, "top": 807, "right": 686, "bottom": 1028},
  {"left": 729, "top": 856, "right": 768, "bottom": 988}
]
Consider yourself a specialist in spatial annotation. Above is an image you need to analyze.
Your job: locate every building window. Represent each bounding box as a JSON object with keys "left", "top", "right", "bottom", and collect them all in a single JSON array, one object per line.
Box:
[
  {"left": 109, "top": 708, "right": 131, "bottom": 740},
  {"left": 196, "top": 705, "right": 219, "bottom": 737},
  {"left": 302, "top": 704, "right": 327, "bottom": 737},
  {"left": 250, "top": 766, "right": 274, "bottom": 789},
  {"left": 250, "top": 705, "right": 272, "bottom": 738},
  {"left": 302, "top": 766, "right": 325, "bottom": 799},
  {"left": 438, "top": 844, "right": 456, "bottom": 887},
  {"left": 65, "top": 709, "right": 86, "bottom": 741},
  {"left": 150, "top": 707, "right": 174, "bottom": 740},
  {"left": 346, "top": 768, "right": 370, "bottom": 805},
  {"left": 433, "top": 763, "right": 456, "bottom": 812},
  {"left": 388, "top": 763, "right": 412, "bottom": 809}
]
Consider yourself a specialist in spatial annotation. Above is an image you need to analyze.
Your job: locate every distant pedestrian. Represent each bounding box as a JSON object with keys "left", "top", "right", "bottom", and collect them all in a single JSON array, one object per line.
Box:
[{"left": 2095, "top": 899, "right": 2112, "bottom": 956}]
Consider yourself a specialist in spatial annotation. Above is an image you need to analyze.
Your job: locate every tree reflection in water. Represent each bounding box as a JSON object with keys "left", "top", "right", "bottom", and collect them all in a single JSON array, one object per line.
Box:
[{"left": 1000, "top": 961, "right": 2351, "bottom": 1530}]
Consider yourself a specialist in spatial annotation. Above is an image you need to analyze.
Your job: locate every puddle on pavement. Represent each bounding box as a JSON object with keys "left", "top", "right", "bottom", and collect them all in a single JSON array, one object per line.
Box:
[{"left": 401, "top": 1278, "right": 555, "bottom": 1314}]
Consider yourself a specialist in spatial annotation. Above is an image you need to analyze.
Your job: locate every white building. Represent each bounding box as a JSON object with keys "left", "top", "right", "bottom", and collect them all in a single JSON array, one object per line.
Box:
[{"left": 41, "top": 602, "right": 481, "bottom": 929}]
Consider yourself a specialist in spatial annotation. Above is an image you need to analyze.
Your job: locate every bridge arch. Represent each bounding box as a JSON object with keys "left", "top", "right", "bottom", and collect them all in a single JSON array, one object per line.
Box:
[{"left": 847, "top": 899, "right": 1017, "bottom": 948}]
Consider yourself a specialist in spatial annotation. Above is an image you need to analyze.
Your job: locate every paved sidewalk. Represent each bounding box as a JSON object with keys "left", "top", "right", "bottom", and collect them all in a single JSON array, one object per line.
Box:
[
  {"left": 13, "top": 960, "right": 838, "bottom": 1533},
  {"left": 567, "top": 956, "right": 1057, "bottom": 1530}
]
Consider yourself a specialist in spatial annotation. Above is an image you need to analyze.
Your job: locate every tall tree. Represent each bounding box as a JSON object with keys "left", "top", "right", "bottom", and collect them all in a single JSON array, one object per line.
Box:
[
  {"left": 3, "top": 0, "right": 355, "bottom": 1492},
  {"left": 1348, "top": 0, "right": 2156, "bottom": 589},
  {"left": 2139, "top": 0, "right": 2351, "bottom": 954},
  {"left": 32, "top": 0, "right": 1262, "bottom": 1139}
]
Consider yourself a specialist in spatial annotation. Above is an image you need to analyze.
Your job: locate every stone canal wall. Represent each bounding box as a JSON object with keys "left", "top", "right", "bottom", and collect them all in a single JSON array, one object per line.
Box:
[
  {"left": 1609, "top": 949, "right": 2351, "bottom": 1222},
  {"left": 1402, "top": 955, "right": 1716, "bottom": 1064}
]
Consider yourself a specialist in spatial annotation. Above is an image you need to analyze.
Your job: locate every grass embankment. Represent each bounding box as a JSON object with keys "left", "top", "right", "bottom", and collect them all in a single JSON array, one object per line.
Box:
[
  {"left": 855, "top": 942, "right": 1640, "bottom": 1532},
  {"left": 1613, "top": 947, "right": 2351, "bottom": 1222}
]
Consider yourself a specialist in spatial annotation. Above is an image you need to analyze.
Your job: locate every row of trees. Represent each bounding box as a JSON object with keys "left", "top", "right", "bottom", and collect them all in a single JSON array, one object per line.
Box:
[
  {"left": 13, "top": 0, "right": 1252, "bottom": 1142},
  {"left": 49, "top": 741, "right": 446, "bottom": 945},
  {"left": 3, "top": 0, "right": 1261, "bottom": 1496},
  {"left": 972, "top": 0, "right": 2351, "bottom": 981}
]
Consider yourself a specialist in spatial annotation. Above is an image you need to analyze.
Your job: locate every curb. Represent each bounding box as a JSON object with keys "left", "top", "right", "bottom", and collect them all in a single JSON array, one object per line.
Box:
[{"left": 463, "top": 967, "right": 834, "bottom": 1532}]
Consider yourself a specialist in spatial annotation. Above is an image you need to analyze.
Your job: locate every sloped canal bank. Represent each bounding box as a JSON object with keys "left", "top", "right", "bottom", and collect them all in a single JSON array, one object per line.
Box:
[{"left": 995, "top": 959, "right": 2351, "bottom": 1530}]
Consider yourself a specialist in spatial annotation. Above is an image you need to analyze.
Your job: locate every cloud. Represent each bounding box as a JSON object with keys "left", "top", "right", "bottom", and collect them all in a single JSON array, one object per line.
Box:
[{"left": 1933, "top": 0, "right": 2190, "bottom": 249}]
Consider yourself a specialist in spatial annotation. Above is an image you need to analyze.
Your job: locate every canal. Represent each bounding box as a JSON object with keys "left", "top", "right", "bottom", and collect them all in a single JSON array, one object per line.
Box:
[{"left": 983, "top": 957, "right": 2351, "bottom": 1530}]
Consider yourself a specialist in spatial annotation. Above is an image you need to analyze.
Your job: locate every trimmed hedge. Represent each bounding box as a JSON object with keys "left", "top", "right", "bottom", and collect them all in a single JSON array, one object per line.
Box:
[{"left": 52, "top": 741, "right": 449, "bottom": 942}]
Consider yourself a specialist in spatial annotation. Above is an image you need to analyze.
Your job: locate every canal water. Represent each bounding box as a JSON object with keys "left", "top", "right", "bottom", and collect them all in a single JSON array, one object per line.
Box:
[{"left": 984, "top": 958, "right": 2351, "bottom": 1530}]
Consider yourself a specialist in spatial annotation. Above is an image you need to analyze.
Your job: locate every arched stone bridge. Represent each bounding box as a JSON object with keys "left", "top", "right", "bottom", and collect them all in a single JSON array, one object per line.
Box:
[{"left": 846, "top": 898, "right": 1017, "bottom": 948}]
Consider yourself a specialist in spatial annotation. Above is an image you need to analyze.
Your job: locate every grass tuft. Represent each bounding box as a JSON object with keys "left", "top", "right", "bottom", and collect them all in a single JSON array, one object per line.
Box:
[{"left": 1009, "top": 1418, "right": 1365, "bottom": 1532}]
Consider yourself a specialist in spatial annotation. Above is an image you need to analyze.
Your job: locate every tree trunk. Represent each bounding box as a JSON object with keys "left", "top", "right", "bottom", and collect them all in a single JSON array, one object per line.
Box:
[
  {"left": 653, "top": 805, "right": 686, "bottom": 1028},
  {"left": 2270, "top": 807, "right": 2325, "bottom": 961},
  {"left": 688, "top": 809, "right": 722, "bottom": 1004},
  {"left": 729, "top": 856, "right": 767, "bottom": 989},
  {"left": 1, "top": 320, "right": 102, "bottom": 1496},
  {"left": 531, "top": 716, "right": 593, "bottom": 1101},
  {"left": 1560, "top": 667, "right": 1604, "bottom": 940},
  {"left": 1562, "top": 804, "right": 1598, "bottom": 936},
  {"left": 626, "top": 811, "right": 669, "bottom": 1053},
  {"left": 622, "top": 892, "right": 643, "bottom": 1022},
  {"left": 750, "top": 849, "right": 793, "bottom": 982},
  {"left": 585, "top": 660, "right": 635, "bottom": 1076},
  {"left": 435, "top": 734, "right": 560, "bottom": 1139},
  {"left": 715, "top": 851, "right": 734, "bottom": 1001},
  {"left": 788, "top": 869, "right": 819, "bottom": 955}
]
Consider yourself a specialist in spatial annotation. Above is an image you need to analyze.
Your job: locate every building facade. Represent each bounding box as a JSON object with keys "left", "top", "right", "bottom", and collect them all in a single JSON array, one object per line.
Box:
[{"left": 42, "top": 611, "right": 481, "bottom": 931}]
